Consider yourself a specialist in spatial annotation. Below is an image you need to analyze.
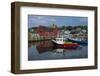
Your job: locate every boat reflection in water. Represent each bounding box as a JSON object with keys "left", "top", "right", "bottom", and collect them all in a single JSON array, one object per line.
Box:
[{"left": 28, "top": 40, "right": 88, "bottom": 60}]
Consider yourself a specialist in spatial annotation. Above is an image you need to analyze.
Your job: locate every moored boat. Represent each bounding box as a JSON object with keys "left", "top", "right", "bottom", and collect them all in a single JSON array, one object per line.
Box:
[
  {"left": 67, "top": 38, "right": 87, "bottom": 45},
  {"left": 52, "top": 37, "right": 79, "bottom": 49}
]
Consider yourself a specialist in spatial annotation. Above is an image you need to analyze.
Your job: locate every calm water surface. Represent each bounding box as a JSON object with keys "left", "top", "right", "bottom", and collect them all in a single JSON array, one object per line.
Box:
[{"left": 28, "top": 40, "right": 88, "bottom": 60}]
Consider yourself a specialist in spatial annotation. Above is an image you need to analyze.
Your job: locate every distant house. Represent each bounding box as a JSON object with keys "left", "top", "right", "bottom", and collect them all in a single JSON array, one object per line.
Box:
[
  {"left": 76, "top": 27, "right": 81, "bottom": 31},
  {"left": 82, "top": 29, "right": 87, "bottom": 33},
  {"left": 63, "top": 30, "right": 71, "bottom": 38},
  {"left": 64, "top": 30, "right": 70, "bottom": 34},
  {"left": 36, "top": 25, "right": 59, "bottom": 38}
]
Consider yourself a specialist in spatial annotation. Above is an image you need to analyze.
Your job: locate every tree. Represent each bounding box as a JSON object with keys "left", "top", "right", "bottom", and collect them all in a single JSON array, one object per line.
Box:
[
  {"left": 62, "top": 25, "right": 66, "bottom": 30},
  {"left": 66, "top": 26, "right": 73, "bottom": 31}
]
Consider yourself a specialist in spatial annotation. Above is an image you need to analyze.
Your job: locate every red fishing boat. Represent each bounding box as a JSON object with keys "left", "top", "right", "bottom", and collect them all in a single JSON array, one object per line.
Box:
[{"left": 52, "top": 37, "right": 79, "bottom": 49}]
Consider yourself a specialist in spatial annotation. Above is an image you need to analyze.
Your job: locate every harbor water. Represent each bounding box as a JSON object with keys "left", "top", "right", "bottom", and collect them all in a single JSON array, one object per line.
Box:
[{"left": 28, "top": 40, "right": 88, "bottom": 61}]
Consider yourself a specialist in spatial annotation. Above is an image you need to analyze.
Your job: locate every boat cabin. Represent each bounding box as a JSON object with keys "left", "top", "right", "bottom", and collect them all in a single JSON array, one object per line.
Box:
[{"left": 54, "top": 37, "right": 64, "bottom": 44}]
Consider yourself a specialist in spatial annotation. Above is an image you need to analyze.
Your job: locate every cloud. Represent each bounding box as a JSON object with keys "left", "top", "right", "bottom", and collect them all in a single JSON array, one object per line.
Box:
[
  {"left": 29, "top": 15, "right": 57, "bottom": 27},
  {"left": 79, "top": 17, "right": 88, "bottom": 22},
  {"left": 37, "top": 16, "right": 44, "bottom": 19},
  {"left": 28, "top": 15, "right": 88, "bottom": 28},
  {"left": 49, "top": 18, "right": 57, "bottom": 22}
]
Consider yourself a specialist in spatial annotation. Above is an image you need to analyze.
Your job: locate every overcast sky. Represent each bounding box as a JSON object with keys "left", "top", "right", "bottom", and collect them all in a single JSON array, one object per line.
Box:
[{"left": 28, "top": 15, "right": 88, "bottom": 28}]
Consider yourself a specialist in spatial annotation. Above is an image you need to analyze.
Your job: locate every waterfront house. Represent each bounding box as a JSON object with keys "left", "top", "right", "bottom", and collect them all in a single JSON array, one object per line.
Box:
[{"left": 36, "top": 25, "right": 59, "bottom": 39}]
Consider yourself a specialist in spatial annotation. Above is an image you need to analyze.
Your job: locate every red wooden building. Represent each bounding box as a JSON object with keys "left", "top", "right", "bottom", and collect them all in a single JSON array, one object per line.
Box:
[{"left": 36, "top": 25, "right": 59, "bottom": 38}]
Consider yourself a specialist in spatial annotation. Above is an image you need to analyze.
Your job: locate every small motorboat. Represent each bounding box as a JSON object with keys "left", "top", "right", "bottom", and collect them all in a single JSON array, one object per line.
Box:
[
  {"left": 67, "top": 38, "right": 87, "bottom": 45},
  {"left": 52, "top": 37, "right": 79, "bottom": 49}
]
